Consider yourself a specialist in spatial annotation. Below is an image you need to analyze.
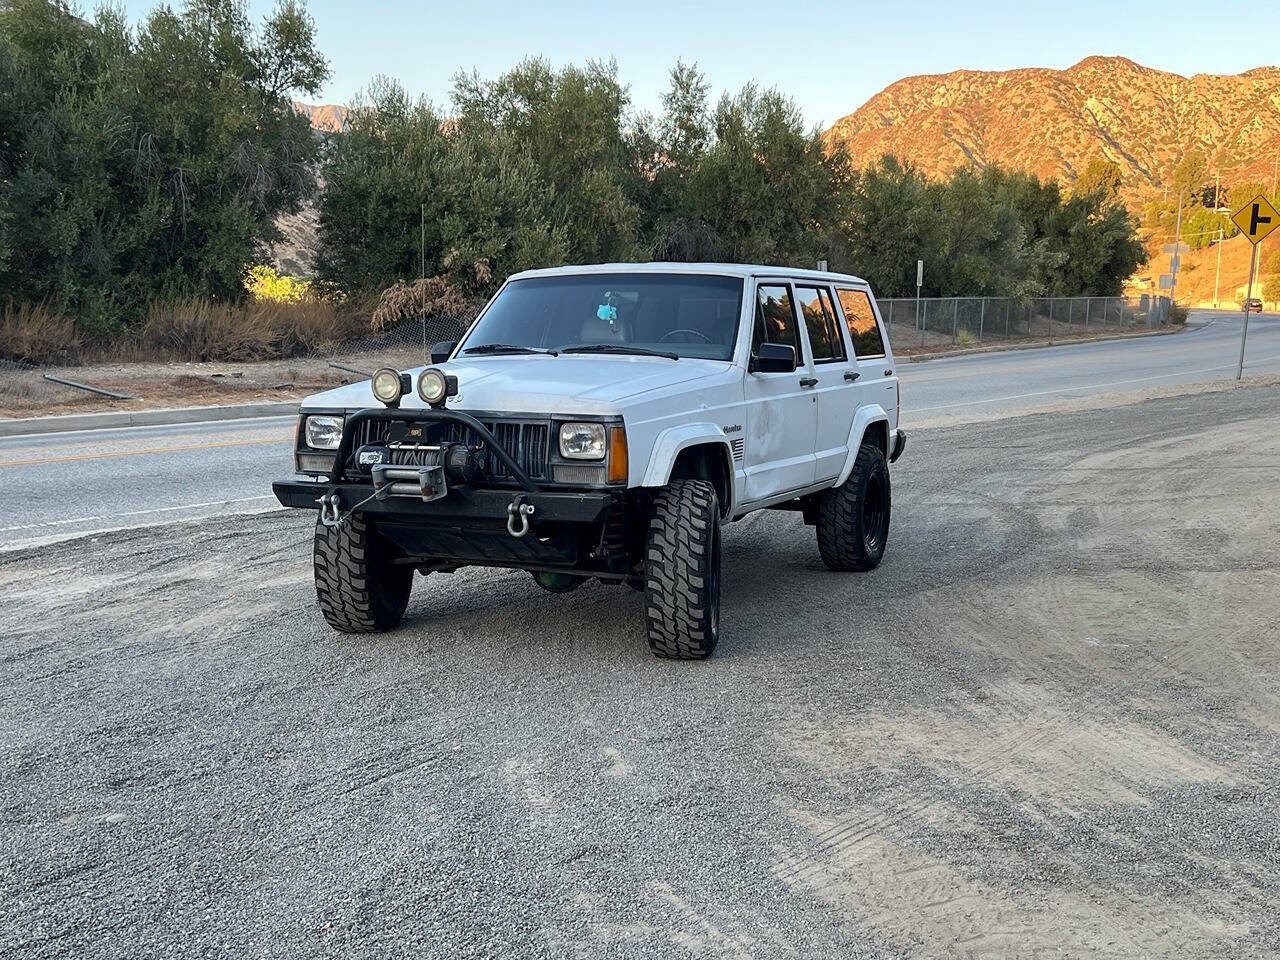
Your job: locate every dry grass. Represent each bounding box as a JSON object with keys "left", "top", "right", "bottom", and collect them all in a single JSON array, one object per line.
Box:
[
  {"left": 0, "top": 301, "right": 82, "bottom": 364},
  {"left": 122, "top": 297, "right": 373, "bottom": 363},
  {"left": 371, "top": 276, "right": 469, "bottom": 333}
]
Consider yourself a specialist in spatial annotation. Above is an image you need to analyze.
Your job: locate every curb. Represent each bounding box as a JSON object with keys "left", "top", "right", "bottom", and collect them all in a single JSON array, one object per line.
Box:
[
  {"left": 0, "top": 401, "right": 299, "bottom": 438},
  {"left": 906, "top": 327, "right": 1180, "bottom": 363}
]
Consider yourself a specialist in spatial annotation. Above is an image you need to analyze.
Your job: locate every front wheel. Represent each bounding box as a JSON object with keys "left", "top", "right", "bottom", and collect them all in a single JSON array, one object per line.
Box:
[
  {"left": 313, "top": 514, "right": 413, "bottom": 633},
  {"left": 643, "top": 480, "right": 721, "bottom": 660},
  {"left": 816, "top": 443, "right": 891, "bottom": 572}
]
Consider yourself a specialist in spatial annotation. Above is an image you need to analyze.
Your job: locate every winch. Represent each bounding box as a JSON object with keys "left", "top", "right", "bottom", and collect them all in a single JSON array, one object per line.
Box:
[{"left": 366, "top": 441, "right": 485, "bottom": 502}]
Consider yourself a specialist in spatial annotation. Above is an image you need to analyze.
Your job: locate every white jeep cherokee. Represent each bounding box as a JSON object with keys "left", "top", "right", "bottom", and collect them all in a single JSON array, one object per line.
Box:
[{"left": 273, "top": 263, "right": 905, "bottom": 659}]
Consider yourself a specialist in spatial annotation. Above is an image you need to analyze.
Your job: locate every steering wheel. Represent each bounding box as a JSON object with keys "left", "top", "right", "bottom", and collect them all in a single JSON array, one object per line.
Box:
[{"left": 659, "top": 328, "right": 713, "bottom": 344}]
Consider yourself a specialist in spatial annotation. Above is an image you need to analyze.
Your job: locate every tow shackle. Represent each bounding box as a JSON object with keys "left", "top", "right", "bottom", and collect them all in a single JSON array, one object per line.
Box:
[
  {"left": 318, "top": 493, "right": 342, "bottom": 528},
  {"left": 507, "top": 499, "right": 535, "bottom": 538}
]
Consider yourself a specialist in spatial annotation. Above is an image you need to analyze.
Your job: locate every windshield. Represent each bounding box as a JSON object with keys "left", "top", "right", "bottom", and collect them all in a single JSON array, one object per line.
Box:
[{"left": 459, "top": 273, "right": 745, "bottom": 361}]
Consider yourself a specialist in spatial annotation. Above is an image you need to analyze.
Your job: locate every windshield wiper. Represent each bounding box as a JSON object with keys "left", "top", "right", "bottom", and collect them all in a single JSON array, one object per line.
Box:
[
  {"left": 462, "top": 343, "right": 557, "bottom": 356},
  {"left": 561, "top": 344, "right": 679, "bottom": 360}
]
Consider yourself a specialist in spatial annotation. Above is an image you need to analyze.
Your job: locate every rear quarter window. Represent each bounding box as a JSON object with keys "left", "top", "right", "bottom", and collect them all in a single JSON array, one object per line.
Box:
[{"left": 836, "top": 288, "right": 887, "bottom": 359}]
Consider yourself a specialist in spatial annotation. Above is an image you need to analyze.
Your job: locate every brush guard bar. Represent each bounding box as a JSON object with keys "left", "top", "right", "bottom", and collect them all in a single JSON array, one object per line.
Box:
[{"left": 331, "top": 408, "right": 542, "bottom": 492}]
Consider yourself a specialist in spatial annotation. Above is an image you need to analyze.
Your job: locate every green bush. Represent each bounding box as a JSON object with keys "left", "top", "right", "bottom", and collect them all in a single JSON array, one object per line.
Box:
[{"left": 0, "top": 0, "right": 328, "bottom": 333}]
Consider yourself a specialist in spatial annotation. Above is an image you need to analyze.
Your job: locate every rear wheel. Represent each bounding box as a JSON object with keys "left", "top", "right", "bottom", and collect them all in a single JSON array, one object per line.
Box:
[
  {"left": 816, "top": 442, "right": 891, "bottom": 572},
  {"left": 313, "top": 514, "right": 413, "bottom": 633},
  {"left": 643, "top": 480, "right": 721, "bottom": 659}
]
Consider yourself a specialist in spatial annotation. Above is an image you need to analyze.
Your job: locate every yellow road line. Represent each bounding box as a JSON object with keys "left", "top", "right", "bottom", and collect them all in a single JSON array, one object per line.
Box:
[
  {"left": 0, "top": 429, "right": 290, "bottom": 459},
  {"left": 0, "top": 433, "right": 292, "bottom": 468}
]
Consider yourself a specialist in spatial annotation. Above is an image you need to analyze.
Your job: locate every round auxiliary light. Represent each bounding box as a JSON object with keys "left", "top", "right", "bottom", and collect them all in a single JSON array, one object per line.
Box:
[
  {"left": 371, "top": 367, "right": 403, "bottom": 405},
  {"left": 417, "top": 367, "right": 448, "bottom": 406}
]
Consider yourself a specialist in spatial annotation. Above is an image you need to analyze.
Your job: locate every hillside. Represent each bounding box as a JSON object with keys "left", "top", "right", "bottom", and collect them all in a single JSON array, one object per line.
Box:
[
  {"left": 824, "top": 57, "right": 1280, "bottom": 204},
  {"left": 292, "top": 101, "right": 347, "bottom": 133}
]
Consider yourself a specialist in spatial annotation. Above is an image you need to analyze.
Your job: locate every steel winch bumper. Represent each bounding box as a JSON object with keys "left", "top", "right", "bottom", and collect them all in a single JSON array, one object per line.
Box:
[
  {"left": 272, "top": 406, "right": 614, "bottom": 539},
  {"left": 272, "top": 478, "right": 613, "bottom": 528}
]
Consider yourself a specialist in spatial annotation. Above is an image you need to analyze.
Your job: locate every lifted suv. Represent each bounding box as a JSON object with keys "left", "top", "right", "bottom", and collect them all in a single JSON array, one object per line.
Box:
[{"left": 273, "top": 264, "right": 906, "bottom": 659}]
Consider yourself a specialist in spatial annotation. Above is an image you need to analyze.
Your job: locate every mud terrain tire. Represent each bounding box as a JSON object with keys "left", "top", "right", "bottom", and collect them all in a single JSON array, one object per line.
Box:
[
  {"left": 313, "top": 514, "right": 413, "bottom": 633},
  {"left": 816, "top": 442, "right": 891, "bottom": 572},
  {"left": 643, "top": 479, "right": 721, "bottom": 660}
]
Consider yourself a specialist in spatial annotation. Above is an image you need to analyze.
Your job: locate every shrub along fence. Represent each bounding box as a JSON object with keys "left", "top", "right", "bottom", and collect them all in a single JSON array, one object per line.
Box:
[{"left": 877, "top": 295, "right": 1172, "bottom": 352}]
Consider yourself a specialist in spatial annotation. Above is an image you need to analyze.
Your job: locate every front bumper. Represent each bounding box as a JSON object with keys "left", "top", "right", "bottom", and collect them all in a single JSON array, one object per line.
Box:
[
  {"left": 890, "top": 429, "right": 907, "bottom": 463},
  {"left": 272, "top": 479, "right": 613, "bottom": 526}
]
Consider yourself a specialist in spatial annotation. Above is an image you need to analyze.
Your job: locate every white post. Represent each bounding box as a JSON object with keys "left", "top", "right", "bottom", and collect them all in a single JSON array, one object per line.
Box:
[{"left": 915, "top": 259, "right": 923, "bottom": 332}]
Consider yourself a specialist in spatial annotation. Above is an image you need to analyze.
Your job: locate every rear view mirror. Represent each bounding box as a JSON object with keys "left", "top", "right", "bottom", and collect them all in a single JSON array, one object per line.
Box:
[
  {"left": 750, "top": 342, "right": 796, "bottom": 374},
  {"left": 430, "top": 341, "right": 456, "bottom": 365}
]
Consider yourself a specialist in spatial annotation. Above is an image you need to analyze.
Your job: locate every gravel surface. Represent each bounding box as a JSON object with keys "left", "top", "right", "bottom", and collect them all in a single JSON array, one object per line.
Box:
[{"left": 2, "top": 385, "right": 1279, "bottom": 958}]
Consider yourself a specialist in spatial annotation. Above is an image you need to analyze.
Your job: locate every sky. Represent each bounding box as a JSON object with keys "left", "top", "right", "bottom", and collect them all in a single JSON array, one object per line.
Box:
[{"left": 116, "top": 0, "right": 1277, "bottom": 127}]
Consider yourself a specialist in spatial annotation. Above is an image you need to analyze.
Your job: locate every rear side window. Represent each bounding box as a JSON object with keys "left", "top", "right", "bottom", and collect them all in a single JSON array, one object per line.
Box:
[
  {"left": 836, "top": 288, "right": 887, "bottom": 359},
  {"left": 794, "top": 285, "right": 845, "bottom": 362},
  {"left": 753, "top": 284, "right": 804, "bottom": 363}
]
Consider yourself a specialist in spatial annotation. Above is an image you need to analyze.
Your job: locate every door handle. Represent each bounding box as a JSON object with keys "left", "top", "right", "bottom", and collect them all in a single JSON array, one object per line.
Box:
[
  {"left": 799, "top": 377, "right": 818, "bottom": 388},
  {"left": 844, "top": 371, "right": 861, "bottom": 382}
]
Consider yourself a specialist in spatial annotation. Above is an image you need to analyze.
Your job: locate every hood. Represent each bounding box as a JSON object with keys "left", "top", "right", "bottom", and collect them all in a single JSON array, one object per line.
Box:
[{"left": 302, "top": 354, "right": 734, "bottom": 416}]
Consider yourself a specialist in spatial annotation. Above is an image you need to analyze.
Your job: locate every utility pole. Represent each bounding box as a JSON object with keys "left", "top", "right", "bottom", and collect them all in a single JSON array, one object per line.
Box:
[
  {"left": 1214, "top": 171, "right": 1220, "bottom": 210},
  {"left": 1170, "top": 188, "right": 1184, "bottom": 306},
  {"left": 1214, "top": 227, "right": 1224, "bottom": 307}
]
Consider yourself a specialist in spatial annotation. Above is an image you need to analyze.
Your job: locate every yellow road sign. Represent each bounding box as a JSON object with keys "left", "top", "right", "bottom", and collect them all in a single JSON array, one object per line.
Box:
[{"left": 1231, "top": 194, "right": 1280, "bottom": 245}]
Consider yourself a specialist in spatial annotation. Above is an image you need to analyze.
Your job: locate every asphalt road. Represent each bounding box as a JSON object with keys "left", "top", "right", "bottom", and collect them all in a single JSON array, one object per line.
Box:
[
  {"left": 903, "top": 309, "right": 1280, "bottom": 418},
  {"left": 0, "top": 311, "right": 1276, "bottom": 549},
  {"left": 3, "top": 383, "right": 1277, "bottom": 958},
  {"left": 0, "top": 416, "right": 295, "bottom": 546}
]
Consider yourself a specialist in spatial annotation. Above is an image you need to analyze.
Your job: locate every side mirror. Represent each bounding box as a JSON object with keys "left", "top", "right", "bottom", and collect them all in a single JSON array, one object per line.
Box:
[
  {"left": 430, "top": 340, "right": 456, "bottom": 365},
  {"left": 750, "top": 342, "right": 796, "bottom": 374}
]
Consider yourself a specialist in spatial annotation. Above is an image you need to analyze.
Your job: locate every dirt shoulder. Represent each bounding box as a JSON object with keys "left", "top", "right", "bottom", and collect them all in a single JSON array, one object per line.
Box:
[{"left": 0, "top": 349, "right": 418, "bottom": 420}]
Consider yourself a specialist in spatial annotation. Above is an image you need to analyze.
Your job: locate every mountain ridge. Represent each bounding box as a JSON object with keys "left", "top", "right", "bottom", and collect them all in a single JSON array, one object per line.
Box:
[{"left": 823, "top": 56, "right": 1280, "bottom": 203}]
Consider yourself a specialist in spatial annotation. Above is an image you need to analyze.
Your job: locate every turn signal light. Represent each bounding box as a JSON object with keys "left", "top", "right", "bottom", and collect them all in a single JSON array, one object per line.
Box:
[{"left": 607, "top": 426, "right": 628, "bottom": 483}]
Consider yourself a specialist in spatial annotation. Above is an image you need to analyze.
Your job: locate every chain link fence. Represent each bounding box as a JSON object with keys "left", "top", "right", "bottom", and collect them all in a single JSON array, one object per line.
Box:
[
  {"left": 314, "top": 312, "right": 471, "bottom": 375},
  {"left": 878, "top": 295, "right": 1172, "bottom": 353}
]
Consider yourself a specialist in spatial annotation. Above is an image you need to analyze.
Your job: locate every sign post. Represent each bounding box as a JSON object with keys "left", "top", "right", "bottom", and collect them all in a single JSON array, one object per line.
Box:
[
  {"left": 1230, "top": 194, "right": 1280, "bottom": 379},
  {"left": 915, "top": 259, "right": 923, "bottom": 331}
]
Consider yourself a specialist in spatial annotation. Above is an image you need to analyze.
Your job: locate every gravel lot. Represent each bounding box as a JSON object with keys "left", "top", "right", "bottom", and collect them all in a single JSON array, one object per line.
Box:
[{"left": 2, "top": 384, "right": 1279, "bottom": 959}]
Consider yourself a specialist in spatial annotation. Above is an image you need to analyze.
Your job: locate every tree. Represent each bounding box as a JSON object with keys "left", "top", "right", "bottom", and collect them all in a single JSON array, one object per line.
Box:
[
  {"left": 1074, "top": 157, "right": 1123, "bottom": 203},
  {"left": 451, "top": 59, "right": 643, "bottom": 266},
  {"left": 315, "top": 78, "right": 566, "bottom": 295},
  {"left": 1229, "top": 181, "right": 1271, "bottom": 212},
  {"left": 1171, "top": 149, "right": 1208, "bottom": 206},
  {"left": 0, "top": 0, "right": 328, "bottom": 333},
  {"left": 1263, "top": 273, "right": 1280, "bottom": 308}
]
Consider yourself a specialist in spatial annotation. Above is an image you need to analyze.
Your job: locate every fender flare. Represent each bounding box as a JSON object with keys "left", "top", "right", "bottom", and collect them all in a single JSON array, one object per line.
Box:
[
  {"left": 835, "top": 404, "right": 890, "bottom": 486},
  {"left": 639, "top": 422, "right": 736, "bottom": 517}
]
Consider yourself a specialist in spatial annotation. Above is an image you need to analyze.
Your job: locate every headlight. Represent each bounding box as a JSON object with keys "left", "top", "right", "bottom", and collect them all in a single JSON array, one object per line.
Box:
[
  {"left": 417, "top": 367, "right": 448, "bottom": 406},
  {"left": 371, "top": 367, "right": 404, "bottom": 405},
  {"left": 559, "top": 422, "right": 606, "bottom": 460},
  {"left": 304, "top": 415, "right": 343, "bottom": 450}
]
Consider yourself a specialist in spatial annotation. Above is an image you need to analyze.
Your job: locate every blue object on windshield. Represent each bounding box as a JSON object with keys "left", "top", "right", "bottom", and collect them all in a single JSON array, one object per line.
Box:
[{"left": 597, "top": 304, "right": 617, "bottom": 322}]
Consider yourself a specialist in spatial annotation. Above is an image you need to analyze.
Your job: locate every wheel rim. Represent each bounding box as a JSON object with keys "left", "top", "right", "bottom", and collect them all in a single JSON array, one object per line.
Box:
[{"left": 862, "top": 474, "right": 886, "bottom": 553}]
